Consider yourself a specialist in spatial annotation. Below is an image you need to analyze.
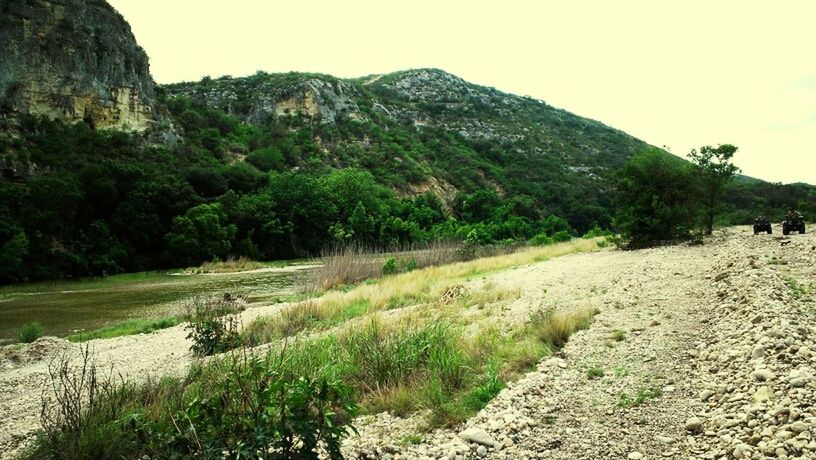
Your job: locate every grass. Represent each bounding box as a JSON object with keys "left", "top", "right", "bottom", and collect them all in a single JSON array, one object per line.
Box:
[
  {"left": 618, "top": 387, "right": 663, "bottom": 408},
  {"left": 67, "top": 318, "right": 180, "bottom": 342},
  {"left": 587, "top": 367, "right": 605, "bottom": 379},
  {"left": 183, "top": 256, "right": 266, "bottom": 274},
  {"left": 28, "top": 303, "right": 600, "bottom": 458},
  {"left": 610, "top": 329, "right": 627, "bottom": 342},
  {"left": 783, "top": 276, "right": 812, "bottom": 300},
  {"left": 245, "top": 239, "right": 602, "bottom": 345}
]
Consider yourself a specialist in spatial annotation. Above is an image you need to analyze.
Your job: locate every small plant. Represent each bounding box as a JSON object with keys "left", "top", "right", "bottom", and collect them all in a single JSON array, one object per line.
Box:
[
  {"left": 614, "top": 366, "right": 630, "bottom": 377},
  {"left": 610, "top": 329, "right": 627, "bottom": 342},
  {"left": 618, "top": 387, "right": 663, "bottom": 408},
  {"left": 382, "top": 257, "right": 398, "bottom": 275},
  {"left": 401, "top": 434, "right": 424, "bottom": 445},
  {"left": 587, "top": 367, "right": 605, "bottom": 379},
  {"left": 184, "top": 294, "right": 245, "bottom": 356},
  {"left": 18, "top": 322, "right": 44, "bottom": 343}
]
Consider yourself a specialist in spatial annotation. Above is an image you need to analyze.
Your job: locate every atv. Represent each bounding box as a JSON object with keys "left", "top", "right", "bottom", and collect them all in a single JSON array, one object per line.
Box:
[
  {"left": 753, "top": 220, "right": 772, "bottom": 235},
  {"left": 782, "top": 216, "right": 806, "bottom": 235}
]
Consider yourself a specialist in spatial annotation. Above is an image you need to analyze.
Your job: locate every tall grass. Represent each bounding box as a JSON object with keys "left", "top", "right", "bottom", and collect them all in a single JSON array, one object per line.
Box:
[
  {"left": 184, "top": 256, "right": 264, "bottom": 274},
  {"left": 26, "top": 303, "right": 599, "bottom": 458},
  {"left": 297, "top": 241, "right": 515, "bottom": 292},
  {"left": 247, "top": 238, "right": 601, "bottom": 345}
]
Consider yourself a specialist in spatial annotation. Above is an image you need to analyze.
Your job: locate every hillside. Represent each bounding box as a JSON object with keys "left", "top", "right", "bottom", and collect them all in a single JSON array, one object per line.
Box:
[{"left": 162, "top": 69, "right": 650, "bottom": 228}]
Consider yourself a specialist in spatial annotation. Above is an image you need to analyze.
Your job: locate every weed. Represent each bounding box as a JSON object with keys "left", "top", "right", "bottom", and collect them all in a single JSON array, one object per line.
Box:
[
  {"left": 614, "top": 366, "right": 630, "bottom": 377},
  {"left": 400, "top": 434, "right": 424, "bottom": 445},
  {"left": 618, "top": 387, "right": 663, "bottom": 408},
  {"left": 587, "top": 367, "right": 605, "bottom": 379},
  {"left": 528, "top": 307, "right": 597, "bottom": 349},
  {"left": 183, "top": 295, "right": 245, "bottom": 356},
  {"left": 610, "top": 329, "right": 627, "bottom": 342}
]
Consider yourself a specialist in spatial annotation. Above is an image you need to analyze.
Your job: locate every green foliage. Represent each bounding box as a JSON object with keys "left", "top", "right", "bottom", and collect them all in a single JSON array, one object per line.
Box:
[
  {"left": 618, "top": 387, "right": 663, "bottom": 408},
  {"left": 382, "top": 257, "right": 398, "bottom": 275},
  {"left": 613, "top": 149, "right": 700, "bottom": 248},
  {"left": 27, "top": 347, "right": 357, "bottom": 460},
  {"left": 689, "top": 144, "right": 740, "bottom": 234},
  {"left": 184, "top": 296, "right": 245, "bottom": 356},
  {"left": 18, "top": 322, "right": 44, "bottom": 343},
  {"left": 586, "top": 367, "right": 605, "bottom": 379},
  {"left": 165, "top": 203, "right": 236, "bottom": 266}
]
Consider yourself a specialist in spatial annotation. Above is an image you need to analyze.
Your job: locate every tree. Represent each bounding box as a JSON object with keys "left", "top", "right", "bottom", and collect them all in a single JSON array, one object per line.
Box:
[
  {"left": 689, "top": 144, "right": 740, "bottom": 235},
  {"left": 613, "top": 149, "right": 699, "bottom": 248},
  {"left": 165, "top": 203, "right": 236, "bottom": 266}
]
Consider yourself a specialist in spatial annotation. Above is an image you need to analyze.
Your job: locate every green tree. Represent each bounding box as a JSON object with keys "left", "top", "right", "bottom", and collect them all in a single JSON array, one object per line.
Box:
[
  {"left": 165, "top": 203, "right": 236, "bottom": 266},
  {"left": 689, "top": 144, "right": 740, "bottom": 235},
  {"left": 613, "top": 149, "right": 699, "bottom": 248},
  {"left": 0, "top": 232, "right": 29, "bottom": 282}
]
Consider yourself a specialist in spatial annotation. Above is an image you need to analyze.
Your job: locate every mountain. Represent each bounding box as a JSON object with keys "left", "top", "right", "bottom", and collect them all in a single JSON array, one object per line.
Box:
[
  {"left": 161, "top": 69, "right": 650, "bottom": 228},
  {"left": 0, "top": 0, "right": 158, "bottom": 131}
]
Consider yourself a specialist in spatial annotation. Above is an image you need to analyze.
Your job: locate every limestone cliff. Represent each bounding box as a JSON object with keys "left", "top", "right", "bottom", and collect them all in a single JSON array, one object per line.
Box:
[{"left": 0, "top": 0, "right": 157, "bottom": 131}]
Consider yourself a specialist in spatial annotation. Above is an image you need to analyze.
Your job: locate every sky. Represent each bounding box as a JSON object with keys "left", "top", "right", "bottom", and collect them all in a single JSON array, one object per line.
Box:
[{"left": 108, "top": 0, "right": 816, "bottom": 185}]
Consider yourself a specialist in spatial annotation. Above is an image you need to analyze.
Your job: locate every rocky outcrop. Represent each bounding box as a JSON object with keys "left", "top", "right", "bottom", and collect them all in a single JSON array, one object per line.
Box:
[
  {"left": 166, "top": 74, "right": 365, "bottom": 125},
  {"left": 0, "top": 0, "right": 157, "bottom": 131}
]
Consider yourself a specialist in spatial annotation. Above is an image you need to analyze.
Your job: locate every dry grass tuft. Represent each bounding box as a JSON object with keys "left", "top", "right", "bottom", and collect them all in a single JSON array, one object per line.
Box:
[{"left": 185, "top": 256, "right": 264, "bottom": 274}]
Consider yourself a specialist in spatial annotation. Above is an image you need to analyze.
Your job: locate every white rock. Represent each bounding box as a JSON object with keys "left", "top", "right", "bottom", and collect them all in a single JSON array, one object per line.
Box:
[{"left": 458, "top": 428, "right": 498, "bottom": 448}]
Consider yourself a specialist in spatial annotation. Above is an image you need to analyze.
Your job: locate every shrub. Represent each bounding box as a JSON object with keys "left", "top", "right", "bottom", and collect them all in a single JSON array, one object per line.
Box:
[
  {"left": 184, "top": 295, "right": 245, "bottom": 356},
  {"left": 18, "top": 322, "right": 44, "bottom": 343},
  {"left": 551, "top": 230, "right": 572, "bottom": 243},
  {"left": 28, "top": 346, "right": 357, "bottom": 460},
  {"left": 530, "top": 233, "right": 554, "bottom": 246},
  {"left": 382, "top": 257, "right": 398, "bottom": 275}
]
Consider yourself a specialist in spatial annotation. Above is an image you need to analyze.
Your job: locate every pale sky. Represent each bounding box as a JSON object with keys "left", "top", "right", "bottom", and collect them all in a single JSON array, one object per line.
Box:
[{"left": 108, "top": 0, "right": 816, "bottom": 185}]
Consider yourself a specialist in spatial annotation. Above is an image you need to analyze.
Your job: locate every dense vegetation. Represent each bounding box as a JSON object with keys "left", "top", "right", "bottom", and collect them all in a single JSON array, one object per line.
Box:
[
  {"left": 0, "top": 107, "right": 573, "bottom": 283},
  {"left": 2, "top": 70, "right": 814, "bottom": 282},
  {"left": 611, "top": 145, "right": 816, "bottom": 247}
]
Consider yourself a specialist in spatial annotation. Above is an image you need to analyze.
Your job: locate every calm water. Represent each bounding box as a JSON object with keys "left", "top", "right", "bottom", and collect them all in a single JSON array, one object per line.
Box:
[{"left": 0, "top": 264, "right": 315, "bottom": 341}]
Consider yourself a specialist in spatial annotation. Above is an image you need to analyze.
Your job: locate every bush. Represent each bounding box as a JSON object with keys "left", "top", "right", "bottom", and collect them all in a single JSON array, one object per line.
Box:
[
  {"left": 613, "top": 149, "right": 700, "bottom": 248},
  {"left": 551, "top": 230, "right": 572, "bottom": 243},
  {"left": 18, "top": 322, "right": 44, "bottom": 343},
  {"left": 529, "top": 233, "right": 554, "bottom": 246},
  {"left": 184, "top": 295, "right": 245, "bottom": 356},
  {"left": 382, "top": 257, "right": 398, "bottom": 275},
  {"left": 28, "top": 345, "right": 358, "bottom": 460}
]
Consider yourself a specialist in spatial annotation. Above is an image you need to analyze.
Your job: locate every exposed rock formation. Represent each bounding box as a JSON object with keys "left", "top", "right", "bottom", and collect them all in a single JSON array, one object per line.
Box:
[
  {"left": 0, "top": 0, "right": 157, "bottom": 131},
  {"left": 167, "top": 74, "right": 365, "bottom": 125}
]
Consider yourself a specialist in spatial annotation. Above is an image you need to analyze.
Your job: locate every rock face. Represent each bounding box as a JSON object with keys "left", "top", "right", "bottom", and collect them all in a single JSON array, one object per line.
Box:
[
  {"left": 167, "top": 73, "right": 365, "bottom": 126},
  {"left": 0, "top": 0, "right": 157, "bottom": 131}
]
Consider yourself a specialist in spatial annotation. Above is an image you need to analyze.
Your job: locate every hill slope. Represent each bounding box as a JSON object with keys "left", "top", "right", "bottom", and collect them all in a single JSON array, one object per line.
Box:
[{"left": 162, "top": 69, "right": 649, "bottom": 228}]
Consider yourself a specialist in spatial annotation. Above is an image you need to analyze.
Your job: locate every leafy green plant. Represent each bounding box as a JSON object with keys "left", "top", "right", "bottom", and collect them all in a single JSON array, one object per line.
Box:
[
  {"left": 184, "top": 295, "right": 245, "bottom": 356},
  {"left": 382, "top": 257, "right": 398, "bottom": 275}
]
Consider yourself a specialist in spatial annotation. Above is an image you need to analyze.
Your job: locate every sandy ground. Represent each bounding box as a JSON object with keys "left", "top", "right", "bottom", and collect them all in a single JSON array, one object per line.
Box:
[{"left": 2, "top": 227, "right": 814, "bottom": 459}]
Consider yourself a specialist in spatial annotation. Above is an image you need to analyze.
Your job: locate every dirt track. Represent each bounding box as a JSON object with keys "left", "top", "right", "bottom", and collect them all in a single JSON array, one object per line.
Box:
[{"left": 2, "top": 227, "right": 814, "bottom": 459}]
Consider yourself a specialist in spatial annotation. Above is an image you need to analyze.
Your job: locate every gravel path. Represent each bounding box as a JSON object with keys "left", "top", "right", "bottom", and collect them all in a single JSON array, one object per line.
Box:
[
  {"left": 2, "top": 228, "right": 814, "bottom": 459},
  {"left": 343, "top": 228, "right": 816, "bottom": 459}
]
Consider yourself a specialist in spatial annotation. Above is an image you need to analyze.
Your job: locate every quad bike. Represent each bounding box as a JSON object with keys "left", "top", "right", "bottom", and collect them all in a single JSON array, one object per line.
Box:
[
  {"left": 782, "top": 216, "right": 806, "bottom": 235},
  {"left": 753, "top": 219, "right": 772, "bottom": 234}
]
